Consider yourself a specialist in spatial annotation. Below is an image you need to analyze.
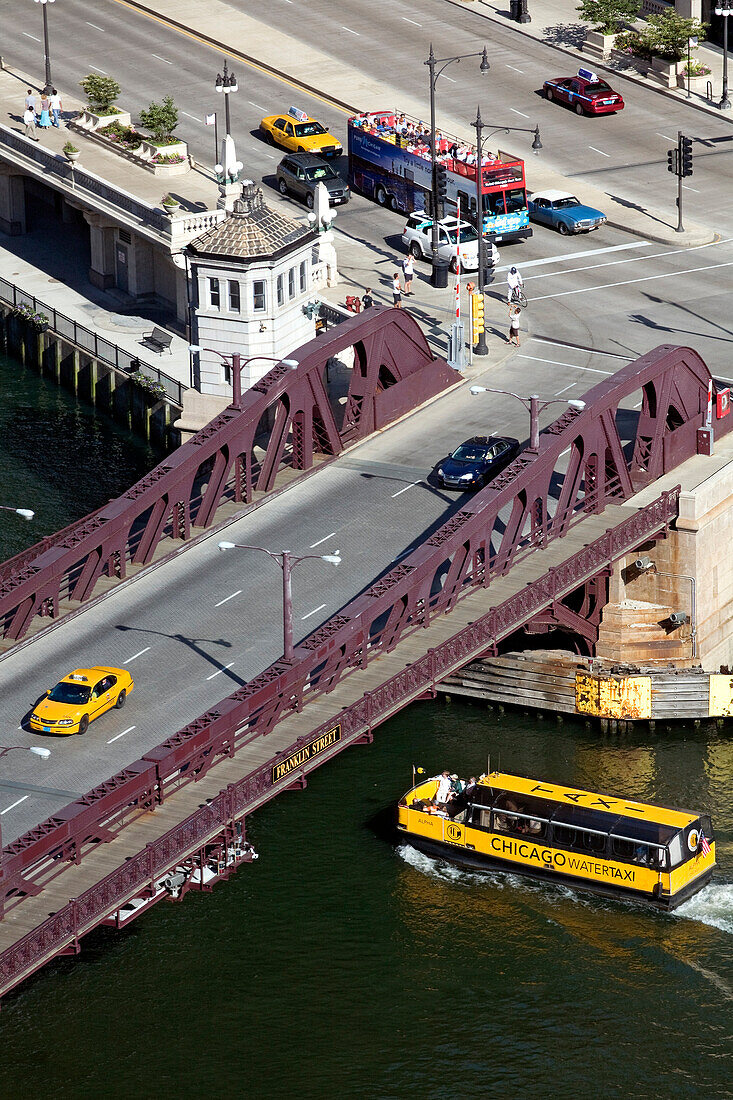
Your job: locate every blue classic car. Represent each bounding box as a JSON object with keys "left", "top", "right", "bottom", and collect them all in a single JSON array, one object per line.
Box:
[
  {"left": 527, "top": 189, "right": 607, "bottom": 235},
  {"left": 436, "top": 435, "right": 520, "bottom": 491}
]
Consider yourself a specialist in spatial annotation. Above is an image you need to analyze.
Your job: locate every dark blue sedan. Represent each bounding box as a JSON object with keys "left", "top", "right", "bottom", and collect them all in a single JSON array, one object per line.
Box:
[
  {"left": 436, "top": 435, "right": 520, "bottom": 491},
  {"left": 527, "top": 189, "right": 607, "bottom": 235}
]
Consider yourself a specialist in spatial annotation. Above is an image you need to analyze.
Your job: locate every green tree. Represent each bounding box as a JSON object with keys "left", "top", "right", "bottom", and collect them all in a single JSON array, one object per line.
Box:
[
  {"left": 644, "top": 11, "right": 708, "bottom": 60},
  {"left": 139, "top": 95, "right": 179, "bottom": 144},
  {"left": 79, "top": 74, "right": 121, "bottom": 114},
  {"left": 576, "top": 0, "right": 641, "bottom": 34}
]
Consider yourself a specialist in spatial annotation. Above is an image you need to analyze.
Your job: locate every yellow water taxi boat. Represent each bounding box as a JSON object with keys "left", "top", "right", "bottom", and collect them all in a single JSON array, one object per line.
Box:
[{"left": 397, "top": 771, "right": 715, "bottom": 910}]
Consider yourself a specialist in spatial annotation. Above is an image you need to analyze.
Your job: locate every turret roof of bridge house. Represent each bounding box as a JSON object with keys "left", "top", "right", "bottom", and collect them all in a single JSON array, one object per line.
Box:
[{"left": 187, "top": 181, "right": 311, "bottom": 262}]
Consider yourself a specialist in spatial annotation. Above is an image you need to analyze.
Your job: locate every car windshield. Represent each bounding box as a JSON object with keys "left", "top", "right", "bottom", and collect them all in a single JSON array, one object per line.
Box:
[
  {"left": 48, "top": 681, "right": 90, "bottom": 705},
  {"left": 553, "top": 196, "right": 580, "bottom": 209},
  {"left": 451, "top": 444, "right": 489, "bottom": 462},
  {"left": 586, "top": 81, "right": 613, "bottom": 94},
  {"left": 295, "top": 122, "right": 327, "bottom": 137},
  {"left": 440, "top": 224, "right": 478, "bottom": 244},
  {"left": 303, "top": 165, "right": 338, "bottom": 181}
]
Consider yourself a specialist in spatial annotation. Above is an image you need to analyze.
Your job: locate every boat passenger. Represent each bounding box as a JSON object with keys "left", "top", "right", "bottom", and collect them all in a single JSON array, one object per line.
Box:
[{"left": 434, "top": 770, "right": 454, "bottom": 805}]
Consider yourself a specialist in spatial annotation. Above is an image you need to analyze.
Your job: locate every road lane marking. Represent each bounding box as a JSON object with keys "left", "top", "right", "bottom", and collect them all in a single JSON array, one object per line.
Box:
[
  {"left": 510, "top": 108, "right": 529, "bottom": 118},
  {"left": 495, "top": 242, "right": 651, "bottom": 273},
  {"left": 342, "top": 26, "right": 360, "bottom": 34},
  {"left": 656, "top": 133, "right": 675, "bottom": 142},
  {"left": 391, "top": 482, "right": 420, "bottom": 497},
  {"left": 310, "top": 532, "right": 336, "bottom": 548},
  {"left": 107, "top": 726, "right": 136, "bottom": 744},
  {"left": 124, "top": 647, "right": 151, "bottom": 664},
  {"left": 302, "top": 603, "right": 326, "bottom": 620},
  {"left": 90, "top": 65, "right": 108, "bottom": 73},
  {"left": 215, "top": 589, "right": 242, "bottom": 607},
  {"left": 531, "top": 259, "right": 733, "bottom": 301},
  {"left": 554, "top": 384, "right": 577, "bottom": 395},
  {"left": 443, "top": 76, "right": 456, "bottom": 83},
  {"left": 86, "top": 21, "right": 105, "bottom": 30},
  {"left": 533, "top": 337, "right": 632, "bottom": 360},
  {"left": 518, "top": 355, "right": 612, "bottom": 375},
  {"left": 22, "top": 33, "right": 41, "bottom": 41},
  {"left": 206, "top": 662, "right": 235, "bottom": 680},
  {"left": 249, "top": 101, "right": 267, "bottom": 110},
  {"left": 402, "top": 16, "right": 422, "bottom": 25},
  {"left": 152, "top": 54, "right": 173, "bottom": 64},
  {"left": 182, "top": 110, "right": 202, "bottom": 122},
  {"left": 588, "top": 146, "right": 611, "bottom": 157},
  {"left": 506, "top": 65, "right": 525, "bottom": 73},
  {"left": 264, "top": 153, "right": 276, "bottom": 159},
  {"left": 682, "top": 184, "right": 700, "bottom": 192},
  {"left": 1, "top": 795, "right": 29, "bottom": 815}
]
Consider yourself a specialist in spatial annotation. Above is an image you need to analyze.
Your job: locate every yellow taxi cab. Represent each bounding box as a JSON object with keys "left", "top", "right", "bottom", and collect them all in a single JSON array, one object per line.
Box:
[
  {"left": 30, "top": 666, "right": 134, "bottom": 735},
  {"left": 260, "top": 106, "right": 342, "bottom": 157}
]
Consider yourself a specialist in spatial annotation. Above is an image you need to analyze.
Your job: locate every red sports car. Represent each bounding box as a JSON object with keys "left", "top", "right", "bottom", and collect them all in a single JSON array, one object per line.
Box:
[{"left": 543, "top": 68, "right": 625, "bottom": 116}]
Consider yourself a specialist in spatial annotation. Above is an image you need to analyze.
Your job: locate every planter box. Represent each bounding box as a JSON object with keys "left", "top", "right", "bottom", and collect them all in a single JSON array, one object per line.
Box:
[
  {"left": 648, "top": 55, "right": 677, "bottom": 88},
  {"left": 152, "top": 159, "right": 190, "bottom": 178},
  {"left": 75, "top": 108, "right": 132, "bottom": 132},
  {"left": 583, "top": 29, "right": 617, "bottom": 60},
  {"left": 677, "top": 71, "right": 711, "bottom": 93},
  {"left": 139, "top": 138, "right": 188, "bottom": 161}
]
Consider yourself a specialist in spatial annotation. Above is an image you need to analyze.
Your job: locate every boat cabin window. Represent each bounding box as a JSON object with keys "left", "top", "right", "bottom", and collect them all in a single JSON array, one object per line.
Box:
[
  {"left": 491, "top": 792, "right": 550, "bottom": 839},
  {"left": 550, "top": 804, "right": 616, "bottom": 856},
  {"left": 609, "top": 819, "right": 676, "bottom": 866}
]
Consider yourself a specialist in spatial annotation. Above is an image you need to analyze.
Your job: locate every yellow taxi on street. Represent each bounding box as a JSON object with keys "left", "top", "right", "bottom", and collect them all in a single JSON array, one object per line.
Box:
[
  {"left": 259, "top": 106, "right": 342, "bottom": 157},
  {"left": 30, "top": 666, "right": 134, "bottom": 735}
]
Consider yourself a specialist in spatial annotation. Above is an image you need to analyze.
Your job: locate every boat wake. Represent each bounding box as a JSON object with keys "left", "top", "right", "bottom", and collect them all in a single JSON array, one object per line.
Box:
[{"left": 675, "top": 882, "right": 733, "bottom": 934}]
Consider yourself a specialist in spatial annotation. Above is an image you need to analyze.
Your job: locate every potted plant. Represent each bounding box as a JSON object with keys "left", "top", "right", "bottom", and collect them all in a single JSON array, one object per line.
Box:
[
  {"left": 139, "top": 95, "right": 188, "bottom": 162},
  {"left": 617, "top": 13, "right": 707, "bottom": 85},
  {"left": 77, "top": 74, "right": 131, "bottom": 129},
  {"left": 677, "top": 58, "right": 712, "bottom": 91},
  {"left": 63, "top": 141, "right": 80, "bottom": 163},
  {"left": 161, "top": 193, "right": 180, "bottom": 213},
  {"left": 577, "top": 0, "right": 641, "bottom": 58}
]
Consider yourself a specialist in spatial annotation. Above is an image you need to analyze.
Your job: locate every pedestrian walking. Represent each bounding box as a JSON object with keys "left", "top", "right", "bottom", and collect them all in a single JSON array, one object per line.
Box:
[
  {"left": 508, "top": 305, "right": 521, "bottom": 346},
  {"left": 24, "top": 89, "right": 37, "bottom": 112},
  {"left": 392, "top": 272, "right": 402, "bottom": 308},
  {"left": 49, "top": 88, "right": 63, "bottom": 127},
  {"left": 23, "top": 106, "right": 39, "bottom": 142},
  {"left": 362, "top": 287, "right": 374, "bottom": 309},
  {"left": 38, "top": 95, "right": 51, "bottom": 129},
  {"left": 402, "top": 253, "right": 414, "bottom": 295}
]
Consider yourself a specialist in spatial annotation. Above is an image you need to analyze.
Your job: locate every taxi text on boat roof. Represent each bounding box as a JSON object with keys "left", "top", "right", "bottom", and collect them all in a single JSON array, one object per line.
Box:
[{"left": 397, "top": 770, "right": 715, "bottom": 909}]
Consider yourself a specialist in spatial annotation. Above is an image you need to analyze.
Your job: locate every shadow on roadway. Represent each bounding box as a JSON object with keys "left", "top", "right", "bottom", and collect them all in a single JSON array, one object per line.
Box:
[{"left": 115, "top": 624, "right": 244, "bottom": 688}]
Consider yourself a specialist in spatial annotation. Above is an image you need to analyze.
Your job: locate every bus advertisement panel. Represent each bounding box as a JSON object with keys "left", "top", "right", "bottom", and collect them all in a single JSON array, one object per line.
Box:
[{"left": 348, "top": 111, "right": 532, "bottom": 243}]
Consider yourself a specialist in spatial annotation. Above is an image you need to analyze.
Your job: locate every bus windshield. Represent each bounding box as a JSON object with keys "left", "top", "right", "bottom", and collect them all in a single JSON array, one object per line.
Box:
[
  {"left": 484, "top": 189, "right": 527, "bottom": 216},
  {"left": 295, "top": 122, "right": 327, "bottom": 137}
]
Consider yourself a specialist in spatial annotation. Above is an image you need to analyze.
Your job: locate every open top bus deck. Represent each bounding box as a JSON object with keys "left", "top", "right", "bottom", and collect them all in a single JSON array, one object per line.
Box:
[{"left": 348, "top": 110, "right": 532, "bottom": 243}]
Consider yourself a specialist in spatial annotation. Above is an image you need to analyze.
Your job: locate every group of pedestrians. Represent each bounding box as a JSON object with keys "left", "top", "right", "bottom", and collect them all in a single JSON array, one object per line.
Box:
[{"left": 23, "top": 87, "right": 63, "bottom": 142}]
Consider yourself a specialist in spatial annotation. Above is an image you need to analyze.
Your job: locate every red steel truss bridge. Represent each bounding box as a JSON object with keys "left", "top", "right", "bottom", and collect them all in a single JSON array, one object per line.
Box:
[{"left": 0, "top": 321, "right": 729, "bottom": 1001}]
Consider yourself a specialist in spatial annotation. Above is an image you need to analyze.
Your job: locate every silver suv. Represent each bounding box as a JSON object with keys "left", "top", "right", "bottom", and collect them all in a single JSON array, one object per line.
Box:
[
  {"left": 401, "top": 213, "right": 500, "bottom": 273},
  {"left": 276, "top": 153, "right": 350, "bottom": 210}
]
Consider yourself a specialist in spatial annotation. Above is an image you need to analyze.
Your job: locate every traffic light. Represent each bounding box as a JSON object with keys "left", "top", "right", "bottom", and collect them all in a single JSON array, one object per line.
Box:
[
  {"left": 471, "top": 291, "right": 485, "bottom": 343},
  {"left": 667, "top": 147, "right": 678, "bottom": 175},
  {"left": 679, "top": 135, "right": 693, "bottom": 178},
  {"left": 436, "top": 164, "right": 448, "bottom": 201}
]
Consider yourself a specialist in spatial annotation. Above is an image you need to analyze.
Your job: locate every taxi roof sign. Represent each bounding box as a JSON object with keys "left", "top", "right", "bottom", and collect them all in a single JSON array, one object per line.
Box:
[
  {"left": 578, "top": 67, "right": 598, "bottom": 81},
  {"left": 288, "top": 106, "right": 309, "bottom": 122}
]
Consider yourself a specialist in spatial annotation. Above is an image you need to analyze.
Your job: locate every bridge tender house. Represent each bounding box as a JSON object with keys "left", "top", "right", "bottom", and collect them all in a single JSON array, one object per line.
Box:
[{"left": 272, "top": 725, "right": 341, "bottom": 784}]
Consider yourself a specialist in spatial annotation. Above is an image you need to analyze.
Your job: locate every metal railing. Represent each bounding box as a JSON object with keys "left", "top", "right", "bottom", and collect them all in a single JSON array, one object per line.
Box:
[{"left": 0, "top": 276, "right": 185, "bottom": 406}]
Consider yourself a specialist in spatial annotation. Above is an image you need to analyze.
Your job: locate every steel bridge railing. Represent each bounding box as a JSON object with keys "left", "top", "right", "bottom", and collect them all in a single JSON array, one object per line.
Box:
[{"left": 0, "top": 276, "right": 185, "bottom": 407}]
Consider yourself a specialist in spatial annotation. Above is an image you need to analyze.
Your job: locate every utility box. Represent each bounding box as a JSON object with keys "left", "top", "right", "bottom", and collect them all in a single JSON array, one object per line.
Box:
[{"left": 697, "top": 427, "right": 714, "bottom": 456}]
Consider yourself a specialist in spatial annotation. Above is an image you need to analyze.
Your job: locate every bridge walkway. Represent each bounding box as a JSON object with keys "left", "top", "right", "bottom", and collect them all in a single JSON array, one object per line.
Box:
[{"left": 0, "top": 503, "right": 638, "bottom": 964}]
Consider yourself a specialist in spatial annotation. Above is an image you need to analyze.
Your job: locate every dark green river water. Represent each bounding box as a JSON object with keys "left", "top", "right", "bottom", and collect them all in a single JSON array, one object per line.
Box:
[{"left": 0, "top": 354, "right": 730, "bottom": 1100}]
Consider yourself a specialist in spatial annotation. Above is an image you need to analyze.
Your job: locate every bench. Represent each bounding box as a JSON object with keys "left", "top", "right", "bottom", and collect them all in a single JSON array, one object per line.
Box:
[{"left": 140, "top": 327, "right": 173, "bottom": 354}]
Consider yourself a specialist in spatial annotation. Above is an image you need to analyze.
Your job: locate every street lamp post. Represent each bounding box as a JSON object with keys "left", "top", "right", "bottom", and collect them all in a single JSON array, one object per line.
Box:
[
  {"left": 0, "top": 505, "right": 34, "bottom": 520},
  {"left": 215, "top": 59, "right": 237, "bottom": 140},
  {"left": 470, "top": 385, "right": 585, "bottom": 450},
  {"left": 715, "top": 1, "right": 732, "bottom": 110},
  {"left": 424, "top": 44, "right": 490, "bottom": 288},
  {"left": 0, "top": 744, "right": 51, "bottom": 884},
  {"left": 188, "top": 347, "right": 298, "bottom": 409},
  {"left": 33, "top": 0, "right": 55, "bottom": 93},
  {"left": 217, "top": 541, "right": 341, "bottom": 661},
  {"left": 215, "top": 60, "right": 243, "bottom": 184}
]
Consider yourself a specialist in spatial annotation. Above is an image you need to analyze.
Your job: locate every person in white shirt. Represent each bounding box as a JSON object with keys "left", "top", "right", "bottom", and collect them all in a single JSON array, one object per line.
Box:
[
  {"left": 434, "top": 771, "right": 454, "bottom": 805},
  {"left": 49, "top": 88, "right": 63, "bottom": 128},
  {"left": 507, "top": 266, "right": 524, "bottom": 303},
  {"left": 23, "top": 106, "right": 38, "bottom": 141}
]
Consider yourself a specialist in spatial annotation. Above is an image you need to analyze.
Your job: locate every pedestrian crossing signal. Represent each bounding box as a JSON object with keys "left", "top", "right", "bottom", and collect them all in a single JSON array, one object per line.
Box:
[
  {"left": 436, "top": 164, "right": 448, "bottom": 200},
  {"left": 667, "top": 148, "right": 678, "bottom": 175},
  {"left": 471, "top": 291, "right": 485, "bottom": 342}
]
